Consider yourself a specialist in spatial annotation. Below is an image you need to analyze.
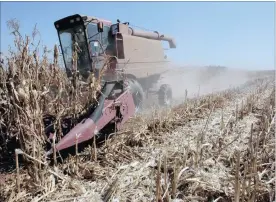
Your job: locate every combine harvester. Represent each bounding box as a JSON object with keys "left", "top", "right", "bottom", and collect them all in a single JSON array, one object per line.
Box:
[{"left": 46, "top": 14, "right": 176, "bottom": 155}]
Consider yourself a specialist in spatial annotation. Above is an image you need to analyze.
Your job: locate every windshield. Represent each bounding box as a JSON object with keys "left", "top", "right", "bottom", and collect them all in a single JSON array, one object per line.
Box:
[
  {"left": 59, "top": 25, "right": 91, "bottom": 77},
  {"left": 87, "top": 23, "right": 101, "bottom": 56}
]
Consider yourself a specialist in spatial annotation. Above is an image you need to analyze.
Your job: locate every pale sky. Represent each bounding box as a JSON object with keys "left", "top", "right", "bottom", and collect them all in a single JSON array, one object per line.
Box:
[{"left": 0, "top": 1, "right": 275, "bottom": 70}]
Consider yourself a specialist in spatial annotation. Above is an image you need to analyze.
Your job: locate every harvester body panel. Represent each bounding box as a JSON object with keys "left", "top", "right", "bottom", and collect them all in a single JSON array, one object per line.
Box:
[{"left": 116, "top": 33, "right": 170, "bottom": 79}]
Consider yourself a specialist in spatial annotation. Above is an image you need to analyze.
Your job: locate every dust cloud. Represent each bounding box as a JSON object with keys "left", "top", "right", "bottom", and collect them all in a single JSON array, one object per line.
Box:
[{"left": 158, "top": 65, "right": 252, "bottom": 104}]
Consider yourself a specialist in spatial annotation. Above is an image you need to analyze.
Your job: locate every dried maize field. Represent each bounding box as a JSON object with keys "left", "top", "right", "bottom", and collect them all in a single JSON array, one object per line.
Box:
[{"left": 0, "top": 21, "right": 275, "bottom": 202}]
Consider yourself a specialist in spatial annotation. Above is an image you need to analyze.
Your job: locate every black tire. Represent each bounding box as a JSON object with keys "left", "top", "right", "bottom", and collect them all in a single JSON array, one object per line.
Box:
[
  {"left": 127, "top": 79, "right": 145, "bottom": 112},
  {"left": 158, "top": 84, "right": 173, "bottom": 107}
]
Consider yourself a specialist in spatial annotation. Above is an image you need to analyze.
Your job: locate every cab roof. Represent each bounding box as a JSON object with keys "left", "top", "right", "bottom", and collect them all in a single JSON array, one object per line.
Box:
[{"left": 54, "top": 14, "right": 112, "bottom": 29}]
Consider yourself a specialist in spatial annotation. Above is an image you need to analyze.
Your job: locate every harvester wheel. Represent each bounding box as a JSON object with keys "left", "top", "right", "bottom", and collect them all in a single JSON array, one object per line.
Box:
[
  {"left": 158, "top": 84, "right": 172, "bottom": 107},
  {"left": 127, "top": 79, "right": 145, "bottom": 112}
]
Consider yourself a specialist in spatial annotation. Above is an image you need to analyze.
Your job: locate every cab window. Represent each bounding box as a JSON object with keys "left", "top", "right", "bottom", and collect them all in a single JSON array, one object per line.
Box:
[
  {"left": 87, "top": 23, "right": 110, "bottom": 55},
  {"left": 87, "top": 23, "right": 99, "bottom": 41},
  {"left": 87, "top": 23, "right": 101, "bottom": 55},
  {"left": 102, "top": 25, "right": 110, "bottom": 49}
]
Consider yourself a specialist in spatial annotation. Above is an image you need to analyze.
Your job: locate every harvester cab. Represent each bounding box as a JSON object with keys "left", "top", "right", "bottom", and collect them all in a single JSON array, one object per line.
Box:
[
  {"left": 54, "top": 14, "right": 109, "bottom": 80},
  {"left": 48, "top": 14, "right": 176, "bottom": 156}
]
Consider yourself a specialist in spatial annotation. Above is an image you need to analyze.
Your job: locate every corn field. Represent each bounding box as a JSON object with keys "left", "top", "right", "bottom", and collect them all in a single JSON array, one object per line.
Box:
[{"left": 0, "top": 20, "right": 275, "bottom": 202}]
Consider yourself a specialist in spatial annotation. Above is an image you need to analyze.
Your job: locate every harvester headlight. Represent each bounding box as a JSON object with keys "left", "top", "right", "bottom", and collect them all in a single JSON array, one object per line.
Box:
[
  {"left": 76, "top": 17, "right": 80, "bottom": 22},
  {"left": 70, "top": 19, "right": 74, "bottom": 23},
  {"left": 56, "top": 24, "right": 59, "bottom": 28}
]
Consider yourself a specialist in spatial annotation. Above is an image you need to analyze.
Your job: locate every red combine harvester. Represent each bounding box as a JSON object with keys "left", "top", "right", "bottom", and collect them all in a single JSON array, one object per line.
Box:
[{"left": 46, "top": 14, "right": 176, "bottom": 155}]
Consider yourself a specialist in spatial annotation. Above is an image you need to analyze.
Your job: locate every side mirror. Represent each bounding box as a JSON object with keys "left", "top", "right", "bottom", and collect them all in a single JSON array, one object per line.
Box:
[{"left": 97, "top": 22, "right": 104, "bottom": 33}]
